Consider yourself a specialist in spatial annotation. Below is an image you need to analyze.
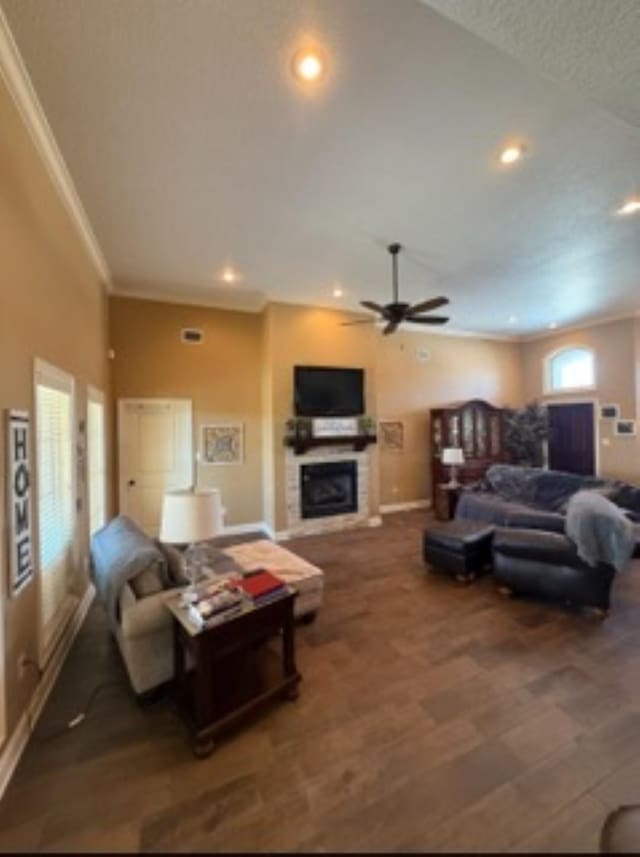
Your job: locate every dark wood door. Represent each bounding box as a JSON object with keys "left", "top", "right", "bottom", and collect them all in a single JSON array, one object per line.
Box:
[{"left": 547, "top": 403, "right": 595, "bottom": 475}]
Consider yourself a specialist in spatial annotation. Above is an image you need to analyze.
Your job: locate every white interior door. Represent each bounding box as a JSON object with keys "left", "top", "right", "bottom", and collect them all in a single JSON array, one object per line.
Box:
[{"left": 118, "top": 399, "right": 193, "bottom": 535}]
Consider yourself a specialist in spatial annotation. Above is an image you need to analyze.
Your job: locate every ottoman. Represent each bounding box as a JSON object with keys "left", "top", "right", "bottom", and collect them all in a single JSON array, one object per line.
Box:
[
  {"left": 423, "top": 520, "right": 495, "bottom": 582},
  {"left": 222, "top": 539, "right": 324, "bottom": 620}
]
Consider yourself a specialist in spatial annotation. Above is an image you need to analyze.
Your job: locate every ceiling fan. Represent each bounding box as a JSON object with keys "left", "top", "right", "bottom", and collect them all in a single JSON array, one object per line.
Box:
[{"left": 342, "top": 243, "right": 450, "bottom": 335}]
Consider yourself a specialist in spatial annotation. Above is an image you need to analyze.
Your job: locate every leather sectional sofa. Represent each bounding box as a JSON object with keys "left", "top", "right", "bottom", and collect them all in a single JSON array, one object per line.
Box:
[
  {"left": 445, "top": 464, "right": 640, "bottom": 612},
  {"left": 455, "top": 464, "right": 640, "bottom": 530}
]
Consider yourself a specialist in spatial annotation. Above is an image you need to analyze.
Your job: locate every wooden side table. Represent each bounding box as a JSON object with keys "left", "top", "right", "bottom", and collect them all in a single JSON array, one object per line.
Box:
[
  {"left": 434, "top": 484, "right": 461, "bottom": 521},
  {"left": 167, "top": 589, "right": 301, "bottom": 757}
]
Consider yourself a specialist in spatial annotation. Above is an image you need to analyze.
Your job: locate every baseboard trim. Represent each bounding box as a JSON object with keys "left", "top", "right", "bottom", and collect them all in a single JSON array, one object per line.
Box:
[
  {"left": 0, "top": 583, "right": 95, "bottom": 799},
  {"left": 222, "top": 521, "right": 270, "bottom": 537},
  {"left": 380, "top": 499, "right": 431, "bottom": 514}
]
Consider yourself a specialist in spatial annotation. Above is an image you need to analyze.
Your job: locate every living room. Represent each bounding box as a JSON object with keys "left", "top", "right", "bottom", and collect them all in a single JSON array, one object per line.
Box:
[{"left": 1, "top": 0, "right": 640, "bottom": 852}]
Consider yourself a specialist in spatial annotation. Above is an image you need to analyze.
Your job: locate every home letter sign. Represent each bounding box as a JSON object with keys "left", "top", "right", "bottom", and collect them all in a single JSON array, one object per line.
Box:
[{"left": 7, "top": 410, "right": 33, "bottom": 596}]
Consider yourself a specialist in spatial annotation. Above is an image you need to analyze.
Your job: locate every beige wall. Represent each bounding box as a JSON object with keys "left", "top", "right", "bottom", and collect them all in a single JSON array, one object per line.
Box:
[
  {"left": 521, "top": 318, "right": 640, "bottom": 481},
  {"left": 0, "top": 78, "right": 109, "bottom": 738},
  {"left": 110, "top": 297, "right": 526, "bottom": 533},
  {"left": 108, "top": 297, "right": 640, "bottom": 534},
  {"left": 108, "top": 297, "right": 264, "bottom": 525},
  {"left": 261, "top": 303, "right": 523, "bottom": 528},
  {"left": 260, "top": 302, "right": 380, "bottom": 532},
  {"left": 377, "top": 331, "right": 524, "bottom": 505}
]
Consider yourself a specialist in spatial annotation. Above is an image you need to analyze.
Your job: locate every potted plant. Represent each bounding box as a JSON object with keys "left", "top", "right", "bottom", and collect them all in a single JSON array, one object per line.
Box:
[{"left": 504, "top": 401, "right": 549, "bottom": 467}]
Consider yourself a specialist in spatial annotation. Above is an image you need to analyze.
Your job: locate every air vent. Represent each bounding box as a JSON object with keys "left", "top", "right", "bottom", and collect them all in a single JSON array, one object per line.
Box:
[{"left": 181, "top": 328, "right": 204, "bottom": 344}]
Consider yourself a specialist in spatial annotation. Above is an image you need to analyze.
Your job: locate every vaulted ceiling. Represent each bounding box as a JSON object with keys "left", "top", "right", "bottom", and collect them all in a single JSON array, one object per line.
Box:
[{"left": 2, "top": 0, "right": 639, "bottom": 335}]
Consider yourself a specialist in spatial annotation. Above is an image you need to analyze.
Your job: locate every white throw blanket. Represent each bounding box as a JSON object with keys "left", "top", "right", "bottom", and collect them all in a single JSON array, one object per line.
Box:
[{"left": 565, "top": 491, "right": 635, "bottom": 572}]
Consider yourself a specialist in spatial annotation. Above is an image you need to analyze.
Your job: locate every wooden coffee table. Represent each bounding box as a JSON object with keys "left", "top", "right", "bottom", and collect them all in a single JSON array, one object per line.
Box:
[{"left": 166, "top": 587, "right": 301, "bottom": 757}]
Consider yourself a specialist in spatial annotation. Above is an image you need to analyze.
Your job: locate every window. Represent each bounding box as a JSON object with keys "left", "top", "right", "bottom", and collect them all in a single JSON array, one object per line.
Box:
[
  {"left": 35, "top": 360, "right": 75, "bottom": 659},
  {"left": 547, "top": 347, "right": 595, "bottom": 392},
  {"left": 87, "top": 388, "right": 107, "bottom": 536}
]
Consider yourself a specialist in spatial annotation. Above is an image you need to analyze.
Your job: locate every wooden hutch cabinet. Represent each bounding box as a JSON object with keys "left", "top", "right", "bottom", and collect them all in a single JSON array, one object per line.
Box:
[{"left": 430, "top": 399, "right": 507, "bottom": 511}]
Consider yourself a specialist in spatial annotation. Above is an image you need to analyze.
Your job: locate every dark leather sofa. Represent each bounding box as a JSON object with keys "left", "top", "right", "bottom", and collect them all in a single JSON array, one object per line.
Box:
[
  {"left": 455, "top": 465, "right": 640, "bottom": 612},
  {"left": 492, "top": 528, "right": 617, "bottom": 612},
  {"left": 456, "top": 464, "right": 640, "bottom": 531}
]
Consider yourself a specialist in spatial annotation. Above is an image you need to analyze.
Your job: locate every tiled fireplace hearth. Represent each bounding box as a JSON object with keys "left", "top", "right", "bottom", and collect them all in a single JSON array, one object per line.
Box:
[{"left": 285, "top": 446, "right": 376, "bottom": 537}]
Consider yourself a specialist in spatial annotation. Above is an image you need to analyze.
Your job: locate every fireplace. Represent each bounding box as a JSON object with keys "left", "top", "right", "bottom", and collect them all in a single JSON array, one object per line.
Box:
[{"left": 301, "top": 460, "right": 358, "bottom": 519}]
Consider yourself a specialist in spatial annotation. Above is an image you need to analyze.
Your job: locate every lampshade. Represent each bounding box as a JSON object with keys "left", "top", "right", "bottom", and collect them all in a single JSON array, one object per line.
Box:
[
  {"left": 159, "top": 489, "right": 223, "bottom": 544},
  {"left": 442, "top": 447, "right": 464, "bottom": 465}
]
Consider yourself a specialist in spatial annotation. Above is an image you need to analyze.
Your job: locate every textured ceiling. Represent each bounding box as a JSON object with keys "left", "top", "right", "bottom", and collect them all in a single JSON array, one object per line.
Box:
[
  {"left": 2, "top": 0, "right": 640, "bottom": 335},
  {"left": 421, "top": 0, "right": 640, "bottom": 129}
]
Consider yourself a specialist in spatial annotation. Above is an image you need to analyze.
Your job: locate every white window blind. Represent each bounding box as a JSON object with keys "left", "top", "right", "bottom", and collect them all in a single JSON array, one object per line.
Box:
[
  {"left": 87, "top": 389, "right": 107, "bottom": 535},
  {"left": 35, "top": 361, "right": 75, "bottom": 656}
]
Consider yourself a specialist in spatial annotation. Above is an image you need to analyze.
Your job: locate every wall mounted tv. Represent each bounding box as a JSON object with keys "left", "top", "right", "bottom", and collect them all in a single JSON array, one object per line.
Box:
[{"left": 294, "top": 366, "right": 365, "bottom": 417}]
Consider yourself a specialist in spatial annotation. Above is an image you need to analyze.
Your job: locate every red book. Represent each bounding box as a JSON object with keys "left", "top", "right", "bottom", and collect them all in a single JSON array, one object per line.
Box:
[{"left": 237, "top": 570, "right": 285, "bottom": 600}]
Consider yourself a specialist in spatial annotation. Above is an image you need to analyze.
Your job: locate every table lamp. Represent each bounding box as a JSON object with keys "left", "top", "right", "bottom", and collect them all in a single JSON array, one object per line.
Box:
[
  {"left": 159, "top": 488, "right": 223, "bottom": 600},
  {"left": 442, "top": 447, "right": 464, "bottom": 487}
]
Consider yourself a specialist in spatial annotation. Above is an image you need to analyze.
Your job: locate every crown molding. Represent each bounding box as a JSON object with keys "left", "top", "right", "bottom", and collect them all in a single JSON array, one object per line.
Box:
[
  {"left": 111, "top": 285, "right": 266, "bottom": 314},
  {"left": 111, "top": 289, "right": 524, "bottom": 342},
  {"left": 0, "top": 8, "right": 111, "bottom": 288},
  {"left": 518, "top": 310, "right": 640, "bottom": 343}
]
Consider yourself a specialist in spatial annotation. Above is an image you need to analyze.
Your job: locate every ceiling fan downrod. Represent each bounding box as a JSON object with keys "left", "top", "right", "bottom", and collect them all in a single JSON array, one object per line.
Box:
[{"left": 388, "top": 242, "right": 402, "bottom": 305}]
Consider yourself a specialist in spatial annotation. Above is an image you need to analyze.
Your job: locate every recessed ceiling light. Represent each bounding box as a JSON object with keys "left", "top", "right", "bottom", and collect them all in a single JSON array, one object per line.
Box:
[
  {"left": 500, "top": 145, "right": 525, "bottom": 165},
  {"left": 617, "top": 198, "right": 640, "bottom": 216},
  {"left": 508, "top": 315, "right": 518, "bottom": 324},
  {"left": 220, "top": 267, "right": 238, "bottom": 283},
  {"left": 292, "top": 47, "right": 326, "bottom": 83},
  {"left": 332, "top": 285, "right": 343, "bottom": 298},
  {"left": 548, "top": 321, "right": 558, "bottom": 330}
]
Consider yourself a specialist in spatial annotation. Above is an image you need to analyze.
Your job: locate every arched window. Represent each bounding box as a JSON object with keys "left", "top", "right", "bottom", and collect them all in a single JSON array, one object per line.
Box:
[{"left": 546, "top": 346, "right": 595, "bottom": 392}]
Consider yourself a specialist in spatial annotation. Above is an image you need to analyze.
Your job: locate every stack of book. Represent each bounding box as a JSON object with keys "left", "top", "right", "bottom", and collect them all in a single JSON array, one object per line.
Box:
[
  {"left": 188, "top": 579, "right": 245, "bottom": 630},
  {"left": 237, "top": 570, "right": 287, "bottom": 607}
]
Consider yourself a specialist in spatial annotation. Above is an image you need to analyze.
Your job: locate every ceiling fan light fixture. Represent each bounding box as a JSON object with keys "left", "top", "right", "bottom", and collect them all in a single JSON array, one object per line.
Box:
[{"left": 344, "top": 243, "right": 450, "bottom": 335}]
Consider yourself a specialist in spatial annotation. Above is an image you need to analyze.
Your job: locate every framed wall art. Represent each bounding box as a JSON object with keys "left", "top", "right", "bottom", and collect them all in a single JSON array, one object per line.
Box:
[
  {"left": 6, "top": 409, "right": 34, "bottom": 597},
  {"left": 615, "top": 419, "right": 636, "bottom": 437},
  {"left": 201, "top": 423, "right": 244, "bottom": 464},
  {"left": 600, "top": 404, "right": 620, "bottom": 419},
  {"left": 379, "top": 420, "right": 404, "bottom": 452}
]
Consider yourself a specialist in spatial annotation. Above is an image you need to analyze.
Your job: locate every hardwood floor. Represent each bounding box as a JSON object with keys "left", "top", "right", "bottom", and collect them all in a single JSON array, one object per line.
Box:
[{"left": 1, "top": 510, "right": 640, "bottom": 852}]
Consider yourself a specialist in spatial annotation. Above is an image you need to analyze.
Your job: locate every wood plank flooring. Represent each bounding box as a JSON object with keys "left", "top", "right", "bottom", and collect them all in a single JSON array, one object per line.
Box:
[{"left": 1, "top": 510, "right": 640, "bottom": 852}]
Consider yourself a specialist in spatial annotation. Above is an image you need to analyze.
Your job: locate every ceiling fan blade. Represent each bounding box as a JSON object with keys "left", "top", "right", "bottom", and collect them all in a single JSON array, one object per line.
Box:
[
  {"left": 383, "top": 320, "right": 400, "bottom": 335},
  {"left": 360, "top": 300, "right": 388, "bottom": 315},
  {"left": 340, "top": 319, "right": 377, "bottom": 326},
  {"left": 408, "top": 296, "right": 450, "bottom": 315},
  {"left": 406, "top": 315, "right": 449, "bottom": 325}
]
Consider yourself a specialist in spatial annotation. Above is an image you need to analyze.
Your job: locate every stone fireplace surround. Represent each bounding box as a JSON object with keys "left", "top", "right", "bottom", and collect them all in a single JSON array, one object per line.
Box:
[{"left": 285, "top": 445, "right": 377, "bottom": 537}]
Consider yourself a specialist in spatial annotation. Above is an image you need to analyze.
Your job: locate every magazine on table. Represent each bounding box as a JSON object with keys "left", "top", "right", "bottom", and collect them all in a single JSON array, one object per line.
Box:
[{"left": 185, "top": 570, "right": 287, "bottom": 629}]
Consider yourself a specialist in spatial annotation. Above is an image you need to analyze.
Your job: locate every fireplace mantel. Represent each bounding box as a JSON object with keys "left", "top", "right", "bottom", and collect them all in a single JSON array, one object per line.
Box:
[
  {"left": 284, "top": 445, "right": 377, "bottom": 537},
  {"left": 284, "top": 434, "right": 377, "bottom": 455}
]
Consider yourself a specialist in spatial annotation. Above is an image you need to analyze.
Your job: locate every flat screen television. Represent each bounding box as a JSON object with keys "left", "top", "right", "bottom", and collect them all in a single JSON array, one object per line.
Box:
[{"left": 294, "top": 366, "right": 365, "bottom": 417}]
